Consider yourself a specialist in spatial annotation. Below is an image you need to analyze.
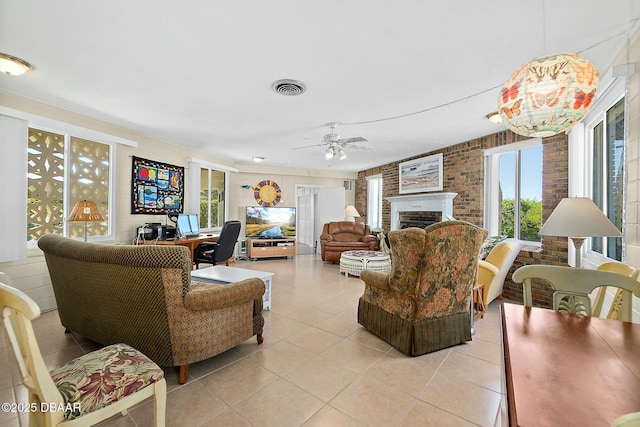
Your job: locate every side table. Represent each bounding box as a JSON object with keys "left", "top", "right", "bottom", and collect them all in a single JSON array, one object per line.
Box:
[
  {"left": 473, "top": 282, "right": 485, "bottom": 318},
  {"left": 191, "top": 265, "right": 273, "bottom": 310},
  {"left": 339, "top": 250, "right": 391, "bottom": 277}
]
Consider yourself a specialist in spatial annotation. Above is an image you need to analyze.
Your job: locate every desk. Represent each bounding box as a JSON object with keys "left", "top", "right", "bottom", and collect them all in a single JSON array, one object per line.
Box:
[
  {"left": 136, "top": 234, "right": 219, "bottom": 263},
  {"left": 500, "top": 303, "right": 640, "bottom": 426}
]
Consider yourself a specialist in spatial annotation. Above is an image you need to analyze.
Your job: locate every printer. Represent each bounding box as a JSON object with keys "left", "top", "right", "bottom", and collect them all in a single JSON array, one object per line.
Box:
[{"left": 136, "top": 222, "right": 177, "bottom": 240}]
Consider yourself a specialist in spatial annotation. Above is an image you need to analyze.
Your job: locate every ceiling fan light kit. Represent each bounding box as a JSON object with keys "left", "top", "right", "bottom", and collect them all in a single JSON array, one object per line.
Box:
[
  {"left": 324, "top": 147, "right": 334, "bottom": 160},
  {"left": 294, "top": 122, "right": 366, "bottom": 162}
]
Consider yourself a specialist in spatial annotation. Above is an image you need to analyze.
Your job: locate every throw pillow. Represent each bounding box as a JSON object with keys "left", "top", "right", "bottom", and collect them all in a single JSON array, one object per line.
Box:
[{"left": 479, "top": 235, "right": 507, "bottom": 259}]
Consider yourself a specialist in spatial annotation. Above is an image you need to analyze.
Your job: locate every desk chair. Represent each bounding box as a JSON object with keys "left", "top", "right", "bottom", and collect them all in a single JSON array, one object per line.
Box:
[
  {"left": 512, "top": 265, "right": 640, "bottom": 322},
  {"left": 0, "top": 273, "right": 166, "bottom": 426},
  {"left": 193, "top": 220, "right": 241, "bottom": 269}
]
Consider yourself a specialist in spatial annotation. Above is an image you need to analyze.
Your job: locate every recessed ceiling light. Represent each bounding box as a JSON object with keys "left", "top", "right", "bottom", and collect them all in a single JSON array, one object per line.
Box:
[
  {"left": 0, "top": 52, "right": 32, "bottom": 76},
  {"left": 486, "top": 112, "right": 502, "bottom": 124},
  {"left": 252, "top": 156, "right": 265, "bottom": 163},
  {"left": 271, "top": 79, "right": 306, "bottom": 96}
]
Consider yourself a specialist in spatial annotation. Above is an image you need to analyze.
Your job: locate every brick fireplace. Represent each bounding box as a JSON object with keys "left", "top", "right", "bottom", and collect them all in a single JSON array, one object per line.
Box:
[{"left": 386, "top": 193, "right": 458, "bottom": 230}]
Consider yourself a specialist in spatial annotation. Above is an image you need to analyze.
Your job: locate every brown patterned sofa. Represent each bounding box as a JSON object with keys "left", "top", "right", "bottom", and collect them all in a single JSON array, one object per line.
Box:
[
  {"left": 358, "top": 221, "right": 487, "bottom": 356},
  {"left": 319, "top": 221, "right": 377, "bottom": 262},
  {"left": 38, "top": 233, "right": 265, "bottom": 384}
]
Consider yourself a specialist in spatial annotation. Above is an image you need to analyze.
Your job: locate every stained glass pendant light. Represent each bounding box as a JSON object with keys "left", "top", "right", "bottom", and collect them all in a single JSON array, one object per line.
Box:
[{"left": 498, "top": 53, "right": 599, "bottom": 137}]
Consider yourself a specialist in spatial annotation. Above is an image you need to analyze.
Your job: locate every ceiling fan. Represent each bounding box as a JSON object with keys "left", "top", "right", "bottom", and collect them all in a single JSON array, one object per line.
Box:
[{"left": 292, "top": 123, "right": 368, "bottom": 160}]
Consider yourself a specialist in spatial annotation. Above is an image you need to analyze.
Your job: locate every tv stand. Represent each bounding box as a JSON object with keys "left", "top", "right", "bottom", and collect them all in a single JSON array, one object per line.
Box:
[{"left": 247, "top": 237, "right": 296, "bottom": 260}]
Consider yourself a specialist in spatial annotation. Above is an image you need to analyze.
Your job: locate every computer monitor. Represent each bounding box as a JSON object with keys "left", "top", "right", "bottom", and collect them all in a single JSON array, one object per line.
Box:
[
  {"left": 177, "top": 213, "right": 200, "bottom": 238},
  {"left": 188, "top": 214, "right": 199, "bottom": 235}
]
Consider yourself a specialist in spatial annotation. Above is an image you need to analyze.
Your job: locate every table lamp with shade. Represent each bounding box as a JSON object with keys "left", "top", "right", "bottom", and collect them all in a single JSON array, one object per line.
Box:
[
  {"left": 345, "top": 205, "right": 360, "bottom": 222},
  {"left": 67, "top": 200, "right": 104, "bottom": 241},
  {"left": 539, "top": 197, "right": 621, "bottom": 268}
]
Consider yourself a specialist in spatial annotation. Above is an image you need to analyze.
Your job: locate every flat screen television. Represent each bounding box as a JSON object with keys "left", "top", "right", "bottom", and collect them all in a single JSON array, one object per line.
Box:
[{"left": 246, "top": 206, "right": 296, "bottom": 238}]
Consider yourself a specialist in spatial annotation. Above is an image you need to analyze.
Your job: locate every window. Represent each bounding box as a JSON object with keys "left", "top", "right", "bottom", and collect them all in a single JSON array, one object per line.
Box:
[
  {"left": 589, "top": 97, "right": 624, "bottom": 261},
  {"left": 27, "top": 128, "right": 112, "bottom": 242},
  {"left": 366, "top": 174, "right": 383, "bottom": 229},
  {"left": 187, "top": 158, "right": 235, "bottom": 231},
  {"left": 199, "top": 167, "right": 226, "bottom": 229},
  {"left": 484, "top": 139, "right": 542, "bottom": 243}
]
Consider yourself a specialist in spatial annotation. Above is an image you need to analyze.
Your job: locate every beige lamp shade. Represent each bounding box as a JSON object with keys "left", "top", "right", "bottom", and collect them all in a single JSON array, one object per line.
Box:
[
  {"left": 498, "top": 53, "right": 599, "bottom": 137},
  {"left": 68, "top": 200, "right": 104, "bottom": 241},
  {"left": 345, "top": 205, "right": 360, "bottom": 221},
  {"left": 539, "top": 197, "right": 621, "bottom": 238},
  {"left": 539, "top": 197, "right": 621, "bottom": 268},
  {"left": 68, "top": 200, "right": 104, "bottom": 222}
]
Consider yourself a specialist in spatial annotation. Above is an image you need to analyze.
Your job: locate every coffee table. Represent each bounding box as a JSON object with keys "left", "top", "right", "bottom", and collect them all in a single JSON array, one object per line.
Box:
[
  {"left": 191, "top": 265, "right": 273, "bottom": 310},
  {"left": 339, "top": 250, "right": 391, "bottom": 277}
]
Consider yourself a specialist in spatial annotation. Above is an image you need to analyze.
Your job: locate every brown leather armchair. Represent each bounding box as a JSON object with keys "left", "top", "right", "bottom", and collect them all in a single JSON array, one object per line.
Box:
[{"left": 319, "top": 221, "right": 377, "bottom": 262}]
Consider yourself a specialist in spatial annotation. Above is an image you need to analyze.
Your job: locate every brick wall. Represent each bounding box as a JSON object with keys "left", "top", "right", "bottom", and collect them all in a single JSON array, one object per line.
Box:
[{"left": 356, "top": 129, "right": 569, "bottom": 308}]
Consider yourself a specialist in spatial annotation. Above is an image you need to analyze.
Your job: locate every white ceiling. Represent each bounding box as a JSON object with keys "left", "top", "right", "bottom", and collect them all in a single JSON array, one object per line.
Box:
[{"left": 1, "top": 1, "right": 639, "bottom": 172}]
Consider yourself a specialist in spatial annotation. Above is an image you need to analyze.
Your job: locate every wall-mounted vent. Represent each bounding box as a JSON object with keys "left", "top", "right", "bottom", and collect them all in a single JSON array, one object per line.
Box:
[
  {"left": 344, "top": 180, "right": 354, "bottom": 191},
  {"left": 272, "top": 79, "right": 306, "bottom": 96}
]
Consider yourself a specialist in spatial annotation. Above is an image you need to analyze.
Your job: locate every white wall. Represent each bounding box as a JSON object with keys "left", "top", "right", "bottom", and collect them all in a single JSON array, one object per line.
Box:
[{"left": 0, "top": 92, "right": 356, "bottom": 311}]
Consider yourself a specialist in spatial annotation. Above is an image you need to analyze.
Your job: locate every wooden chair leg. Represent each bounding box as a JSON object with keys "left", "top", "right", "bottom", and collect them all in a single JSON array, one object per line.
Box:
[
  {"left": 178, "top": 365, "right": 190, "bottom": 384},
  {"left": 154, "top": 379, "right": 167, "bottom": 427}
]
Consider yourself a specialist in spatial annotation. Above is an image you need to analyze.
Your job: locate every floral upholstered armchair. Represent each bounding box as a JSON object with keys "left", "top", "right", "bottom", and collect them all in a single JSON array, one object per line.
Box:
[{"left": 358, "top": 220, "right": 487, "bottom": 356}]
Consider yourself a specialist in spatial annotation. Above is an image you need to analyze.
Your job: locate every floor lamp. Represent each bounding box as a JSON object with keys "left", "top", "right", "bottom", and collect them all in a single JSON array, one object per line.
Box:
[
  {"left": 67, "top": 200, "right": 104, "bottom": 241},
  {"left": 539, "top": 197, "right": 621, "bottom": 268}
]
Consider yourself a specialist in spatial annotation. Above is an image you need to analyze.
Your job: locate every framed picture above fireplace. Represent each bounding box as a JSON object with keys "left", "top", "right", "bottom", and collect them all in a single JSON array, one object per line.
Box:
[{"left": 399, "top": 153, "right": 443, "bottom": 194}]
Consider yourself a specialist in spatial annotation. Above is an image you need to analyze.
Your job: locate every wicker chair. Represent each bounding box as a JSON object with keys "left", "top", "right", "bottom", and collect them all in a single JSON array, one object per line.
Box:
[{"left": 358, "top": 220, "right": 488, "bottom": 356}]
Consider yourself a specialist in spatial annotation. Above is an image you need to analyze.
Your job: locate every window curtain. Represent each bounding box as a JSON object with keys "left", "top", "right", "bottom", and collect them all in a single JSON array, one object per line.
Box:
[
  {"left": 187, "top": 160, "right": 202, "bottom": 215},
  {"left": 0, "top": 114, "right": 28, "bottom": 262}
]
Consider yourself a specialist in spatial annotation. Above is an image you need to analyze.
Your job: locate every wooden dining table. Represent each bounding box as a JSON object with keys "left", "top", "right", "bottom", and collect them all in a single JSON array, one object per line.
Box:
[{"left": 500, "top": 303, "right": 640, "bottom": 426}]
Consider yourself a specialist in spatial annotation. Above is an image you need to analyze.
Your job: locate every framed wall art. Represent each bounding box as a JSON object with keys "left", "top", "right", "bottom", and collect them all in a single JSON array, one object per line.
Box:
[
  {"left": 131, "top": 156, "right": 184, "bottom": 214},
  {"left": 399, "top": 153, "right": 443, "bottom": 194}
]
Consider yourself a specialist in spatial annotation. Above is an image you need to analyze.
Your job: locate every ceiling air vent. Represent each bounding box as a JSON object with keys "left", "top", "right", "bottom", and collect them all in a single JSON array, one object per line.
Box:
[{"left": 272, "top": 79, "right": 306, "bottom": 96}]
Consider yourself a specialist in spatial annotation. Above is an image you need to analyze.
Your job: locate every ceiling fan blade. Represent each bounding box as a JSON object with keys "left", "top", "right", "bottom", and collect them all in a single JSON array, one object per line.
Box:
[
  {"left": 291, "top": 143, "right": 326, "bottom": 150},
  {"left": 340, "top": 136, "right": 368, "bottom": 144},
  {"left": 345, "top": 144, "right": 371, "bottom": 151}
]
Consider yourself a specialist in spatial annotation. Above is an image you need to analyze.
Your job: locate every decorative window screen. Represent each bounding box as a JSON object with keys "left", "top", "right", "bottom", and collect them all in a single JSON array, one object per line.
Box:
[
  {"left": 27, "top": 128, "right": 65, "bottom": 240},
  {"left": 27, "top": 129, "right": 110, "bottom": 241}
]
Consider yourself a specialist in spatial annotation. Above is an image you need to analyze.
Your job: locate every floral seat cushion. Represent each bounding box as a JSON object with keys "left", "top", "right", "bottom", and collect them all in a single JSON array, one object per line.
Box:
[{"left": 49, "top": 343, "right": 164, "bottom": 420}]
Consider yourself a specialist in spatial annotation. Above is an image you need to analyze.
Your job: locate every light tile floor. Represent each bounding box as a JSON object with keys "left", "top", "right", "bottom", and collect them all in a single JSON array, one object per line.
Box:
[{"left": 1, "top": 250, "right": 506, "bottom": 427}]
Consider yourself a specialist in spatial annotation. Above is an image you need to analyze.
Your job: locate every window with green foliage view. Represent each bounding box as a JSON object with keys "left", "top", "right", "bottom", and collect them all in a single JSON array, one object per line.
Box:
[{"left": 485, "top": 140, "right": 542, "bottom": 243}]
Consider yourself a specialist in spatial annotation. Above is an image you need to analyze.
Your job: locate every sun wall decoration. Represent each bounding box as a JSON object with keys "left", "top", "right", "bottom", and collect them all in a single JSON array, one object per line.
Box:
[{"left": 253, "top": 180, "right": 282, "bottom": 207}]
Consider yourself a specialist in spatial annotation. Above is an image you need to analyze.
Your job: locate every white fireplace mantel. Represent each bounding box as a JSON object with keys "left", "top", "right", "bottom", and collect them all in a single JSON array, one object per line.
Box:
[{"left": 385, "top": 192, "right": 458, "bottom": 230}]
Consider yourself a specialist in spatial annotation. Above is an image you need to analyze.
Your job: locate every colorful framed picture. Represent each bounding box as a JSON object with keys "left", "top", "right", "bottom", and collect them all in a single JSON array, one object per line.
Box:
[
  {"left": 399, "top": 153, "right": 443, "bottom": 194},
  {"left": 131, "top": 156, "right": 184, "bottom": 214}
]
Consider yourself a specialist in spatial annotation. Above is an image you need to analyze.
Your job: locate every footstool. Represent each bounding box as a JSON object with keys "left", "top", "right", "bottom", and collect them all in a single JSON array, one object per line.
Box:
[{"left": 339, "top": 250, "right": 391, "bottom": 277}]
